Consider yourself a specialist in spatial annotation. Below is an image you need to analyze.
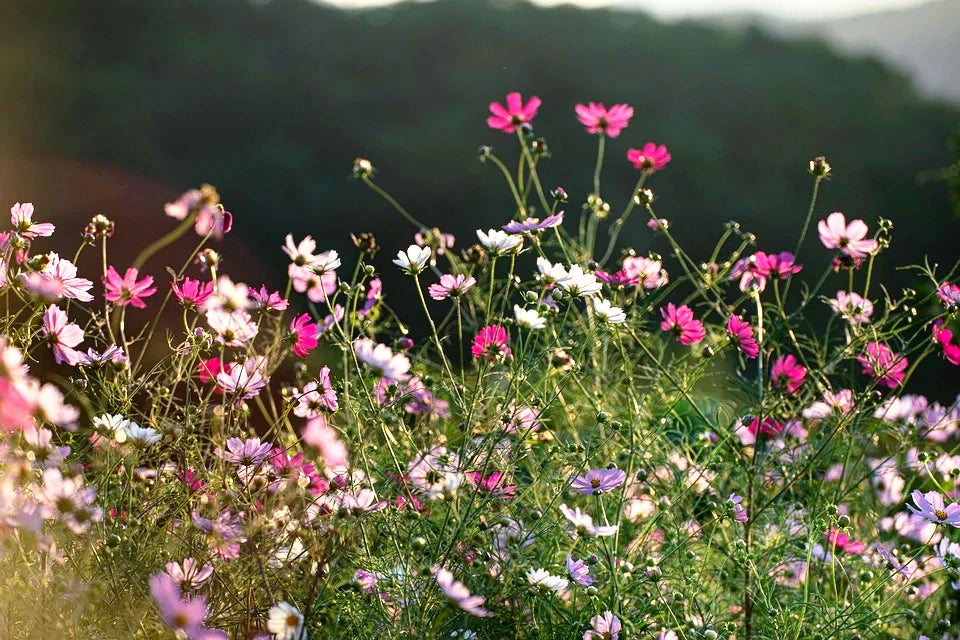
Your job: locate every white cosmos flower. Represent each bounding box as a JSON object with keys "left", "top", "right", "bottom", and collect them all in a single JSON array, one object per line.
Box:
[
  {"left": 592, "top": 298, "right": 626, "bottom": 324},
  {"left": 123, "top": 421, "right": 161, "bottom": 446},
  {"left": 476, "top": 229, "right": 522, "bottom": 255},
  {"left": 536, "top": 257, "right": 570, "bottom": 285},
  {"left": 559, "top": 503, "right": 618, "bottom": 536},
  {"left": 525, "top": 568, "right": 569, "bottom": 592},
  {"left": 267, "top": 601, "right": 306, "bottom": 640},
  {"left": 311, "top": 250, "right": 341, "bottom": 275},
  {"left": 557, "top": 265, "right": 602, "bottom": 298},
  {"left": 514, "top": 305, "right": 546, "bottom": 330},
  {"left": 393, "top": 245, "right": 432, "bottom": 275},
  {"left": 92, "top": 413, "right": 132, "bottom": 443}
]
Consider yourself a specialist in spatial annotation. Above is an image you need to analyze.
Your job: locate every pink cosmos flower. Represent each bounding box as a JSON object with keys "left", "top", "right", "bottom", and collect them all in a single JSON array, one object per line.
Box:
[
  {"left": 290, "top": 265, "right": 337, "bottom": 303},
  {"left": 622, "top": 256, "right": 668, "bottom": 289},
  {"left": 357, "top": 278, "right": 382, "bottom": 317},
  {"left": 595, "top": 269, "right": 639, "bottom": 287},
  {"left": 660, "top": 303, "right": 705, "bottom": 345},
  {"left": 205, "top": 309, "right": 258, "bottom": 347},
  {"left": 150, "top": 573, "right": 227, "bottom": 640},
  {"left": 802, "top": 389, "right": 855, "bottom": 419},
  {"left": 575, "top": 102, "right": 634, "bottom": 138},
  {"left": 172, "top": 277, "right": 214, "bottom": 309},
  {"left": 290, "top": 313, "right": 319, "bottom": 357},
  {"left": 734, "top": 416, "right": 785, "bottom": 445},
  {"left": 754, "top": 251, "right": 802, "bottom": 280},
  {"left": 727, "top": 315, "right": 759, "bottom": 359},
  {"left": 294, "top": 367, "right": 338, "bottom": 417},
  {"left": 466, "top": 471, "right": 516, "bottom": 499},
  {"left": 250, "top": 285, "right": 288, "bottom": 311},
  {"left": 933, "top": 320, "right": 960, "bottom": 366},
  {"left": 907, "top": 490, "right": 960, "bottom": 527},
  {"left": 103, "top": 266, "right": 157, "bottom": 308},
  {"left": 627, "top": 143, "right": 671, "bottom": 172},
  {"left": 937, "top": 282, "right": 960, "bottom": 306},
  {"left": 42, "top": 304, "right": 84, "bottom": 366},
  {"left": 570, "top": 468, "right": 627, "bottom": 495},
  {"left": 487, "top": 91, "right": 541, "bottom": 133},
  {"left": 216, "top": 362, "right": 266, "bottom": 400},
  {"left": 501, "top": 212, "right": 564, "bottom": 233},
  {"left": 566, "top": 554, "right": 593, "bottom": 587},
  {"left": 302, "top": 415, "right": 349, "bottom": 471},
  {"left": 40, "top": 253, "right": 94, "bottom": 302},
  {"left": 825, "top": 528, "right": 864, "bottom": 554},
  {"left": 828, "top": 290, "right": 873, "bottom": 326},
  {"left": 192, "top": 511, "right": 247, "bottom": 560},
  {"left": 818, "top": 212, "right": 878, "bottom": 258},
  {"left": 433, "top": 566, "right": 490, "bottom": 617},
  {"left": 428, "top": 273, "right": 476, "bottom": 301},
  {"left": 857, "top": 341, "right": 907, "bottom": 389},
  {"left": 728, "top": 493, "right": 749, "bottom": 523},
  {"left": 165, "top": 558, "right": 214, "bottom": 591},
  {"left": 471, "top": 325, "right": 511, "bottom": 361},
  {"left": 771, "top": 354, "right": 806, "bottom": 395},
  {"left": 10, "top": 202, "right": 55, "bottom": 239},
  {"left": 37, "top": 468, "right": 102, "bottom": 533},
  {"left": 583, "top": 611, "right": 621, "bottom": 640},
  {"left": 559, "top": 504, "right": 618, "bottom": 536},
  {"left": 0, "top": 377, "right": 33, "bottom": 432},
  {"left": 354, "top": 338, "right": 411, "bottom": 381},
  {"left": 218, "top": 437, "right": 273, "bottom": 466}
]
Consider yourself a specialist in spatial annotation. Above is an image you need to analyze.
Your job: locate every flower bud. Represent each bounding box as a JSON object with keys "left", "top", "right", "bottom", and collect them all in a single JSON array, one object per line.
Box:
[
  {"left": 351, "top": 232, "right": 379, "bottom": 255},
  {"left": 809, "top": 156, "right": 832, "bottom": 179},
  {"left": 633, "top": 188, "right": 654, "bottom": 207},
  {"left": 551, "top": 186, "right": 568, "bottom": 202},
  {"left": 352, "top": 157, "right": 374, "bottom": 178}
]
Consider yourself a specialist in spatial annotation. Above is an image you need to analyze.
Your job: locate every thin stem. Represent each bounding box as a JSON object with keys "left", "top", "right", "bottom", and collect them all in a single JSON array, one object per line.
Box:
[
  {"left": 361, "top": 176, "right": 428, "bottom": 231},
  {"left": 131, "top": 212, "right": 197, "bottom": 270}
]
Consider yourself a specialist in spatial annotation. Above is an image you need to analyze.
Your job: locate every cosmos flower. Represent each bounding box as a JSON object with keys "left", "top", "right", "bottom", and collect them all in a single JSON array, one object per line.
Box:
[
  {"left": 818, "top": 212, "right": 878, "bottom": 258},
  {"left": 10, "top": 202, "right": 55, "bottom": 238},
  {"left": 42, "top": 304, "right": 84, "bottom": 366},
  {"left": 476, "top": 229, "right": 522, "bottom": 255},
  {"left": 501, "top": 212, "right": 564, "bottom": 234},
  {"left": 857, "top": 342, "right": 907, "bottom": 389},
  {"left": 660, "top": 303, "right": 705, "bottom": 345},
  {"left": 525, "top": 568, "right": 568, "bottom": 592},
  {"left": 429, "top": 274, "right": 476, "bottom": 301},
  {"left": 627, "top": 143, "right": 671, "bottom": 171},
  {"left": 566, "top": 554, "right": 593, "bottom": 587},
  {"left": 570, "top": 468, "right": 626, "bottom": 495},
  {"left": 559, "top": 504, "right": 618, "bottom": 536},
  {"left": 583, "top": 611, "right": 621, "bottom": 640},
  {"left": 827, "top": 290, "right": 873, "bottom": 326},
  {"left": 906, "top": 490, "right": 960, "bottom": 527},
  {"left": 771, "top": 354, "right": 806, "bottom": 395},
  {"left": 575, "top": 102, "right": 633, "bottom": 137},
  {"left": 393, "top": 244, "right": 432, "bottom": 275},
  {"left": 433, "top": 566, "right": 490, "bottom": 617},
  {"left": 487, "top": 92, "right": 541, "bottom": 133},
  {"left": 727, "top": 315, "right": 759, "bottom": 359},
  {"left": 266, "top": 602, "right": 306, "bottom": 640},
  {"left": 471, "top": 325, "right": 511, "bottom": 362},
  {"left": 290, "top": 313, "right": 319, "bottom": 357},
  {"left": 354, "top": 338, "right": 411, "bottom": 381}
]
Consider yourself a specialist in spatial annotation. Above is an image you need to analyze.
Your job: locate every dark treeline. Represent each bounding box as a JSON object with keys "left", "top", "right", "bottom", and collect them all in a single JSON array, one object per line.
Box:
[{"left": 0, "top": 0, "right": 958, "bottom": 390}]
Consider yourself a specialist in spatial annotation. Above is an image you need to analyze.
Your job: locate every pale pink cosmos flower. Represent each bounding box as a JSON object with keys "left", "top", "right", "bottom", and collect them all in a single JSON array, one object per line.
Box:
[
  {"left": 937, "top": 282, "right": 960, "bottom": 306},
  {"left": 622, "top": 255, "right": 668, "bottom": 289},
  {"left": 583, "top": 610, "right": 621, "bottom": 640},
  {"left": 40, "top": 253, "right": 93, "bottom": 302},
  {"left": 216, "top": 362, "right": 266, "bottom": 401},
  {"left": 302, "top": 415, "right": 349, "bottom": 471},
  {"left": 487, "top": 91, "right": 541, "bottom": 133},
  {"left": 354, "top": 338, "right": 411, "bottom": 381},
  {"left": 627, "top": 143, "right": 671, "bottom": 172},
  {"left": 335, "top": 488, "right": 386, "bottom": 513},
  {"left": 290, "top": 313, "right": 319, "bottom": 357},
  {"left": 205, "top": 309, "right": 258, "bottom": 347},
  {"left": 218, "top": 437, "right": 273, "bottom": 466},
  {"left": 37, "top": 468, "right": 102, "bottom": 534},
  {"left": 570, "top": 468, "right": 626, "bottom": 495},
  {"left": 501, "top": 211, "right": 564, "bottom": 233},
  {"left": 294, "top": 367, "right": 338, "bottom": 417},
  {"left": 165, "top": 558, "right": 214, "bottom": 591},
  {"left": 10, "top": 202, "right": 55, "bottom": 238},
  {"left": 906, "top": 489, "right": 960, "bottom": 527},
  {"left": 103, "top": 266, "right": 157, "bottom": 308},
  {"left": 290, "top": 264, "right": 337, "bottom": 303},
  {"left": 433, "top": 566, "right": 490, "bottom": 617},
  {"left": 727, "top": 315, "right": 759, "bottom": 359},
  {"left": 802, "top": 389, "right": 855, "bottom": 420},
  {"left": 857, "top": 341, "right": 907, "bottom": 389},
  {"left": 42, "top": 304, "right": 84, "bottom": 366},
  {"left": 250, "top": 285, "right": 288, "bottom": 311},
  {"left": 428, "top": 273, "right": 476, "bottom": 301},
  {"left": 566, "top": 554, "right": 593, "bottom": 587},
  {"left": 771, "top": 354, "right": 806, "bottom": 395},
  {"left": 575, "top": 102, "right": 634, "bottom": 138},
  {"left": 660, "top": 303, "right": 705, "bottom": 345},
  {"left": 828, "top": 290, "right": 873, "bottom": 326},
  {"left": 818, "top": 212, "right": 878, "bottom": 258},
  {"left": 471, "top": 325, "right": 511, "bottom": 361},
  {"left": 559, "top": 504, "right": 617, "bottom": 536}
]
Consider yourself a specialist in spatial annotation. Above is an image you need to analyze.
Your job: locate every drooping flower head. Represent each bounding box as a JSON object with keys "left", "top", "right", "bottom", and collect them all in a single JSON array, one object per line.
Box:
[
  {"left": 487, "top": 92, "right": 541, "bottom": 133},
  {"left": 727, "top": 315, "right": 759, "bottom": 359},
  {"left": 433, "top": 566, "right": 491, "bottom": 617},
  {"left": 471, "top": 325, "right": 511, "bottom": 362},
  {"left": 290, "top": 313, "right": 319, "bottom": 357},
  {"left": 627, "top": 143, "right": 671, "bottom": 172},
  {"left": 575, "top": 102, "right": 634, "bottom": 138}
]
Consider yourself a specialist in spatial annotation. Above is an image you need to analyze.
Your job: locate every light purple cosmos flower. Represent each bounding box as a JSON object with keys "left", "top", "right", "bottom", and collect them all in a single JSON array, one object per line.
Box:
[
  {"left": 42, "top": 304, "right": 84, "bottom": 366},
  {"left": 165, "top": 558, "right": 214, "bottom": 590},
  {"left": 907, "top": 490, "right": 960, "bottom": 527},
  {"left": 218, "top": 437, "right": 273, "bottom": 466},
  {"left": 215, "top": 362, "right": 266, "bottom": 401},
  {"left": 433, "top": 566, "right": 490, "bottom": 617},
  {"left": 428, "top": 273, "right": 477, "bottom": 301},
  {"left": 150, "top": 573, "right": 227, "bottom": 640},
  {"left": 570, "top": 468, "right": 626, "bottom": 495},
  {"left": 566, "top": 554, "right": 593, "bottom": 587},
  {"left": 728, "top": 493, "right": 748, "bottom": 523},
  {"left": 583, "top": 610, "right": 621, "bottom": 640},
  {"left": 501, "top": 212, "right": 564, "bottom": 234}
]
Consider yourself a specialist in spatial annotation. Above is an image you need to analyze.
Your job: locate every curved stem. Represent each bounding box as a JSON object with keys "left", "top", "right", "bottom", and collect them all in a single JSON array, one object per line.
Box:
[
  {"left": 132, "top": 212, "right": 197, "bottom": 270},
  {"left": 361, "top": 176, "right": 428, "bottom": 231}
]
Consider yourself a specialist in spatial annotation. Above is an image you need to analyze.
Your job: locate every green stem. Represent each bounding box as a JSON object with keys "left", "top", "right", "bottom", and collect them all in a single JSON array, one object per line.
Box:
[
  {"left": 361, "top": 176, "right": 428, "bottom": 231},
  {"left": 132, "top": 212, "right": 197, "bottom": 270}
]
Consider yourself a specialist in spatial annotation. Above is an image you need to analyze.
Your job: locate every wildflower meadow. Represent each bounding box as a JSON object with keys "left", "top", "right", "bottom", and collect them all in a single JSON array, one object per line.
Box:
[{"left": 1, "top": 92, "right": 959, "bottom": 640}]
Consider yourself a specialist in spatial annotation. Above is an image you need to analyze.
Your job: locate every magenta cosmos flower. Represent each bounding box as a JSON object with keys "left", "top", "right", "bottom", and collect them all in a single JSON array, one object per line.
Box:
[
  {"left": 571, "top": 468, "right": 626, "bottom": 495},
  {"left": 104, "top": 266, "right": 157, "bottom": 308},
  {"left": 627, "top": 143, "right": 671, "bottom": 172},
  {"left": 467, "top": 471, "right": 516, "bottom": 499},
  {"left": 433, "top": 566, "right": 490, "bottom": 617},
  {"left": 471, "top": 325, "right": 511, "bottom": 362},
  {"left": 172, "top": 277, "right": 214, "bottom": 310},
  {"left": 290, "top": 313, "right": 319, "bottom": 357},
  {"left": 428, "top": 273, "right": 476, "bottom": 301},
  {"left": 575, "top": 102, "right": 634, "bottom": 138},
  {"left": 754, "top": 250, "right": 802, "bottom": 280},
  {"left": 818, "top": 212, "right": 878, "bottom": 258},
  {"left": 771, "top": 354, "right": 806, "bottom": 395},
  {"left": 933, "top": 320, "right": 960, "bottom": 366},
  {"left": 487, "top": 92, "right": 541, "bottom": 133},
  {"left": 149, "top": 573, "right": 227, "bottom": 640},
  {"left": 727, "top": 315, "right": 759, "bottom": 359},
  {"left": 907, "top": 490, "right": 960, "bottom": 527},
  {"left": 660, "top": 303, "right": 705, "bottom": 345},
  {"left": 583, "top": 610, "right": 621, "bottom": 640},
  {"left": 734, "top": 416, "right": 785, "bottom": 445},
  {"left": 42, "top": 304, "right": 84, "bottom": 366},
  {"left": 857, "top": 341, "right": 907, "bottom": 389}
]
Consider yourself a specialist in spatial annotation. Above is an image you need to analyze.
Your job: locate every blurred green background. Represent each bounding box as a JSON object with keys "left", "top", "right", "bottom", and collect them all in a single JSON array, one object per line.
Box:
[{"left": 0, "top": 0, "right": 958, "bottom": 390}]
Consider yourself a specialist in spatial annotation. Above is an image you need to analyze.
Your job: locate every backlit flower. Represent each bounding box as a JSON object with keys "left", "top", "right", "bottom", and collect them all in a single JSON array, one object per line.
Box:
[
  {"left": 429, "top": 273, "right": 476, "bottom": 301},
  {"left": 771, "top": 354, "right": 806, "bottom": 395},
  {"left": 525, "top": 568, "right": 568, "bottom": 591},
  {"left": 575, "top": 102, "right": 633, "bottom": 138},
  {"left": 828, "top": 290, "right": 873, "bottom": 326},
  {"left": 103, "top": 266, "right": 157, "bottom": 308},
  {"left": 559, "top": 504, "right": 617, "bottom": 536},
  {"left": 727, "top": 315, "right": 759, "bottom": 359},
  {"left": 476, "top": 229, "right": 522, "bottom": 255},
  {"left": 433, "top": 566, "right": 490, "bottom": 617},
  {"left": 583, "top": 610, "right": 621, "bottom": 640},
  {"left": 10, "top": 202, "right": 54, "bottom": 239},
  {"left": 906, "top": 490, "right": 960, "bottom": 527},
  {"left": 514, "top": 305, "right": 546, "bottom": 330},
  {"left": 354, "top": 338, "right": 411, "bottom": 381},
  {"left": 857, "top": 342, "right": 907, "bottom": 389},
  {"left": 627, "top": 143, "right": 671, "bottom": 172},
  {"left": 42, "top": 304, "right": 83, "bottom": 366},
  {"left": 266, "top": 601, "right": 306, "bottom": 640},
  {"left": 592, "top": 298, "right": 626, "bottom": 324},
  {"left": 290, "top": 313, "right": 319, "bottom": 357},
  {"left": 393, "top": 244, "right": 432, "bottom": 275},
  {"left": 571, "top": 468, "right": 626, "bottom": 495},
  {"left": 471, "top": 325, "right": 511, "bottom": 362},
  {"left": 487, "top": 92, "right": 541, "bottom": 133},
  {"left": 818, "top": 212, "right": 878, "bottom": 258},
  {"left": 660, "top": 303, "right": 705, "bottom": 345},
  {"left": 501, "top": 212, "right": 564, "bottom": 233}
]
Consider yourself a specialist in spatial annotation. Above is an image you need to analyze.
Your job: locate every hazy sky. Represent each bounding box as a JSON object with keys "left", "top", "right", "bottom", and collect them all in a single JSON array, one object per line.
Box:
[{"left": 322, "top": 0, "right": 931, "bottom": 21}]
